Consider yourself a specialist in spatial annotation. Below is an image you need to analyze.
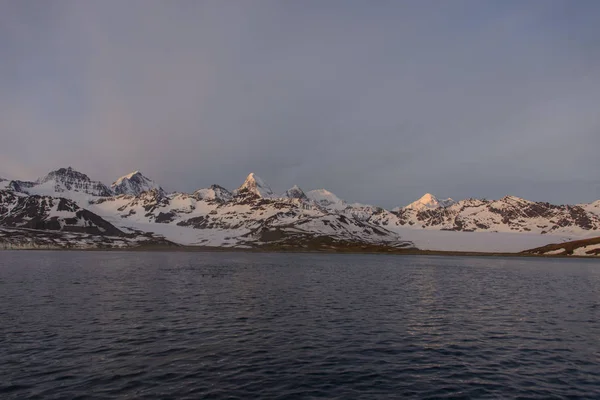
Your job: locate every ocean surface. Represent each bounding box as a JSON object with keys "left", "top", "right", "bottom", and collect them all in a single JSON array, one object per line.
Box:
[{"left": 1, "top": 251, "right": 599, "bottom": 399}]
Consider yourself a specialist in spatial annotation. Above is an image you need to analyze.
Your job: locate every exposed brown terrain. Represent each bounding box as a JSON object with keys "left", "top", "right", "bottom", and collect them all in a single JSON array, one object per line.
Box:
[{"left": 523, "top": 236, "right": 600, "bottom": 256}]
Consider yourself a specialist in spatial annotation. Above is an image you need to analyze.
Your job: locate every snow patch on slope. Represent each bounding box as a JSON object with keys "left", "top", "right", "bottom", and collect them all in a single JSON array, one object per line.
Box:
[
  {"left": 580, "top": 200, "right": 600, "bottom": 217},
  {"left": 194, "top": 185, "right": 233, "bottom": 202}
]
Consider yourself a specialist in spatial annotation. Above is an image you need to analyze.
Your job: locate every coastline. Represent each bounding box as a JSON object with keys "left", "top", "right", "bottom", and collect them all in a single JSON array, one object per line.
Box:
[{"left": 2, "top": 243, "right": 598, "bottom": 259}]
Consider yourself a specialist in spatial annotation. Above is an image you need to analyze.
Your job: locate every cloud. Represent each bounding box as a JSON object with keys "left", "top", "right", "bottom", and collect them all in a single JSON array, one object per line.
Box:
[{"left": 1, "top": 0, "right": 599, "bottom": 207}]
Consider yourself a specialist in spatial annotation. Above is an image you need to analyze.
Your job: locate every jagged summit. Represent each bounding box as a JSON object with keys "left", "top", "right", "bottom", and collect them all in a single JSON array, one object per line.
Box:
[
  {"left": 284, "top": 185, "right": 308, "bottom": 201},
  {"left": 38, "top": 167, "right": 90, "bottom": 184},
  {"left": 34, "top": 167, "right": 112, "bottom": 197},
  {"left": 235, "top": 173, "right": 274, "bottom": 198},
  {"left": 404, "top": 193, "right": 455, "bottom": 211},
  {"left": 112, "top": 171, "right": 164, "bottom": 196}
]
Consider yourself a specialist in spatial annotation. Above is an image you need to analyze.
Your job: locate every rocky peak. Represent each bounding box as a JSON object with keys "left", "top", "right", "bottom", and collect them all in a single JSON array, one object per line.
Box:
[
  {"left": 112, "top": 170, "right": 164, "bottom": 196},
  {"left": 39, "top": 167, "right": 91, "bottom": 184},
  {"left": 235, "top": 173, "right": 274, "bottom": 198},
  {"left": 36, "top": 167, "right": 112, "bottom": 196},
  {"left": 284, "top": 185, "right": 308, "bottom": 201},
  {"left": 405, "top": 193, "right": 455, "bottom": 211}
]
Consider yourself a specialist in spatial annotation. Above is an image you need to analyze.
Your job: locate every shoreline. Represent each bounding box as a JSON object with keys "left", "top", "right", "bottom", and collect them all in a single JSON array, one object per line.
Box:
[{"left": 2, "top": 244, "right": 598, "bottom": 259}]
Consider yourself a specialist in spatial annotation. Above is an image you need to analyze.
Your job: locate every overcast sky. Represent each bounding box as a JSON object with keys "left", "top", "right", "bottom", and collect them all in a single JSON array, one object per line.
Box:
[{"left": 1, "top": 1, "right": 599, "bottom": 207}]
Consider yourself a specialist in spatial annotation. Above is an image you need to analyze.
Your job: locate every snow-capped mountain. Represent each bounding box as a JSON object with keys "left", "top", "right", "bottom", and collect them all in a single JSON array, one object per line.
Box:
[
  {"left": 1, "top": 166, "right": 599, "bottom": 253},
  {"left": 380, "top": 195, "right": 600, "bottom": 235},
  {"left": 88, "top": 187, "right": 407, "bottom": 248},
  {"left": 400, "top": 193, "right": 456, "bottom": 211},
  {"left": 4, "top": 167, "right": 111, "bottom": 198},
  {"left": 306, "top": 189, "right": 347, "bottom": 211},
  {"left": 193, "top": 184, "right": 233, "bottom": 202},
  {"left": 234, "top": 173, "right": 274, "bottom": 198},
  {"left": 34, "top": 167, "right": 113, "bottom": 197},
  {"left": 112, "top": 171, "right": 164, "bottom": 196},
  {"left": 284, "top": 185, "right": 309, "bottom": 201}
]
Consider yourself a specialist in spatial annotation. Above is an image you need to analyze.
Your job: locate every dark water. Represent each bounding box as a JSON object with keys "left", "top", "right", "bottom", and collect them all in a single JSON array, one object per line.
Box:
[{"left": 1, "top": 252, "right": 599, "bottom": 399}]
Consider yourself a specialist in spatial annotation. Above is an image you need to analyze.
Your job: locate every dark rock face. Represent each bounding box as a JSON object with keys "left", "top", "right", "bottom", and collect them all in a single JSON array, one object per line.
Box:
[
  {"left": 284, "top": 186, "right": 309, "bottom": 201},
  {"left": 155, "top": 212, "right": 176, "bottom": 223}
]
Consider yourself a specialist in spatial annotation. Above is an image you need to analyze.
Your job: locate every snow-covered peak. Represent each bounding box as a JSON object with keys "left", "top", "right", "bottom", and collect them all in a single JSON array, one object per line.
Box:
[
  {"left": 32, "top": 167, "right": 112, "bottom": 197},
  {"left": 194, "top": 184, "right": 233, "bottom": 202},
  {"left": 306, "top": 189, "right": 347, "bottom": 211},
  {"left": 284, "top": 185, "right": 308, "bottom": 201},
  {"left": 578, "top": 200, "right": 600, "bottom": 216},
  {"left": 38, "top": 167, "right": 89, "bottom": 184},
  {"left": 112, "top": 171, "right": 163, "bottom": 196},
  {"left": 235, "top": 173, "right": 274, "bottom": 198},
  {"left": 404, "top": 193, "right": 455, "bottom": 211}
]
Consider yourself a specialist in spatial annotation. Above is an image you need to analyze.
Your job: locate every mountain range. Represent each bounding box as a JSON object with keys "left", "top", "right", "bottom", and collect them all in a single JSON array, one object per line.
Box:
[{"left": 1, "top": 167, "right": 598, "bottom": 255}]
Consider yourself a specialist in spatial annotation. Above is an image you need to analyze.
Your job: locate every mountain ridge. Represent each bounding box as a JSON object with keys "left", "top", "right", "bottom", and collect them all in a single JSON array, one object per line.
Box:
[{"left": 1, "top": 166, "right": 598, "bottom": 254}]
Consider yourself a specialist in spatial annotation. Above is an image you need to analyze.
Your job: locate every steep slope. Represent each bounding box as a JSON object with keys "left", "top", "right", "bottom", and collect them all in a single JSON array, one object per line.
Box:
[
  {"left": 234, "top": 173, "right": 274, "bottom": 198},
  {"left": 112, "top": 171, "right": 164, "bottom": 196}
]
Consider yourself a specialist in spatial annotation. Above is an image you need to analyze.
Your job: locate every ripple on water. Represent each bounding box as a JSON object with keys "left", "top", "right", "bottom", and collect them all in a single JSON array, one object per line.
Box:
[{"left": 0, "top": 252, "right": 599, "bottom": 399}]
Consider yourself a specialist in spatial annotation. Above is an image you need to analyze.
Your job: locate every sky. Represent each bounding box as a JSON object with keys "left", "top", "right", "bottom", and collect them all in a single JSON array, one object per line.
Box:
[{"left": 1, "top": 0, "right": 599, "bottom": 208}]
